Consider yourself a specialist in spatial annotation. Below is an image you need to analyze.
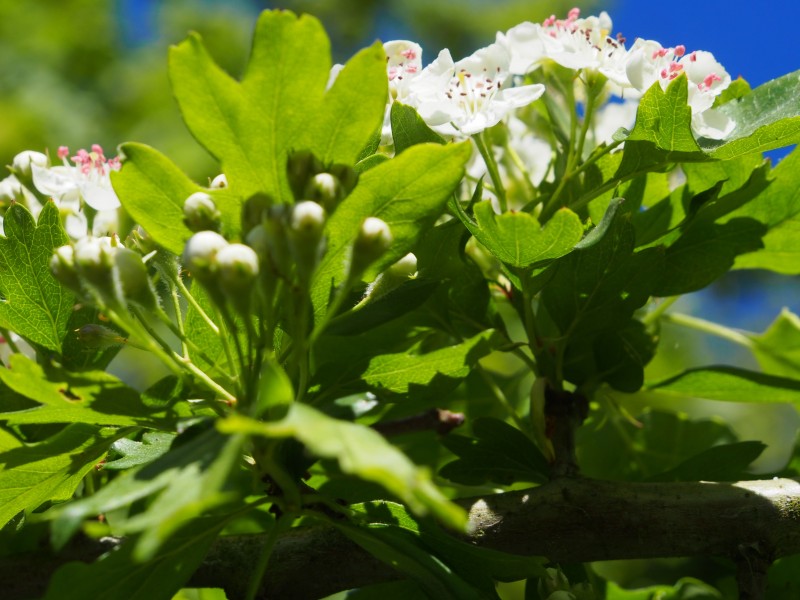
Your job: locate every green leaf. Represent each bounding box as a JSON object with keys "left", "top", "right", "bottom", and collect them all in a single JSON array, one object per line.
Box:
[
  {"left": 254, "top": 354, "right": 294, "bottom": 419},
  {"left": 362, "top": 330, "right": 498, "bottom": 395},
  {"left": 44, "top": 516, "right": 229, "bottom": 600},
  {"left": 51, "top": 427, "right": 244, "bottom": 560},
  {"left": 627, "top": 76, "right": 701, "bottom": 154},
  {"left": 311, "top": 141, "right": 472, "bottom": 320},
  {"left": 0, "top": 202, "right": 73, "bottom": 352},
  {"left": 459, "top": 202, "right": 583, "bottom": 268},
  {"left": 304, "top": 42, "right": 387, "bottom": 165},
  {"left": 169, "top": 11, "right": 329, "bottom": 203},
  {"left": 0, "top": 354, "right": 191, "bottom": 427},
  {"left": 218, "top": 405, "right": 467, "bottom": 529},
  {"left": 439, "top": 418, "right": 549, "bottom": 486},
  {"left": 113, "top": 143, "right": 241, "bottom": 255},
  {"left": 646, "top": 367, "right": 800, "bottom": 405},
  {"left": 103, "top": 432, "right": 176, "bottom": 470},
  {"left": 540, "top": 199, "right": 660, "bottom": 339},
  {"left": 726, "top": 147, "right": 800, "bottom": 274},
  {"left": 391, "top": 102, "right": 446, "bottom": 153},
  {"left": 647, "top": 441, "right": 765, "bottom": 482},
  {"left": 699, "top": 69, "right": 800, "bottom": 159},
  {"left": 751, "top": 309, "right": 800, "bottom": 377},
  {"left": 0, "top": 424, "right": 120, "bottom": 528}
]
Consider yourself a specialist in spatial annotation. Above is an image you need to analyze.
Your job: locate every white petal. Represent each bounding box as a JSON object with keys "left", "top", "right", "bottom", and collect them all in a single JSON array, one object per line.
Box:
[
  {"left": 79, "top": 180, "right": 121, "bottom": 211},
  {"left": 31, "top": 164, "right": 79, "bottom": 199},
  {"left": 692, "top": 107, "right": 735, "bottom": 140}
]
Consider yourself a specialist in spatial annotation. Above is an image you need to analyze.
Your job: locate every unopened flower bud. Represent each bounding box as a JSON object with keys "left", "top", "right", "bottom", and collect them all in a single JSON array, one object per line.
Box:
[
  {"left": 11, "top": 151, "right": 47, "bottom": 179},
  {"left": 210, "top": 174, "right": 227, "bottom": 189},
  {"left": 327, "top": 164, "right": 358, "bottom": 195},
  {"left": 183, "top": 192, "right": 221, "bottom": 233},
  {"left": 0, "top": 176, "right": 27, "bottom": 204},
  {"left": 73, "top": 237, "right": 116, "bottom": 288},
  {"left": 350, "top": 217, "right": 392, "bottom": 279},
  {"left": 128, "top": 226, "right": 158, "bottom": 255},
  {"left": 114, "top": 247, "right": 157, "bottom": 309},
  {"left": 216, "top": 243, "right": 259, "bottom": 314},
  {"left": 183, "top": 231, "right": 228, "bottom": 283},
  {"left": 287, "top": 150, "right": 323, "bottom": 200},
  {"left": 50, "top": 245, "right": 82, "bottom": 294},
  {"left": 75, "top": 324, "right": 126, "bottom": 349},
  {"left": 304, "top": 173, "right": 344, "bottom": 211},
  {"left": 289, "top": 201, "right": 326, "bottom": 286}
]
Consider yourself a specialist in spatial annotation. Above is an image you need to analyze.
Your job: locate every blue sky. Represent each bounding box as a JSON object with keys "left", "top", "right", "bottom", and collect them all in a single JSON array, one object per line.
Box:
[{"left": 609, "top": 0, "right": 797, "bottom": 87}]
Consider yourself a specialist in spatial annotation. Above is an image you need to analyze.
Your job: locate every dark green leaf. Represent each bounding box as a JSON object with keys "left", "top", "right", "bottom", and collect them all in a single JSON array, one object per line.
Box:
[
  {"left": 646, "top": 367, "right": 800, "bottom": 405},
  {"left": 648, "top": 441, "right": 766, "bottom": 482},
  {"left": 0, "top": 202, "right": 73, "bottom": 352},
  {"left": 44, "top": 516, "right": 229, "bottom": 600},
  {"left": 440, "top": 418, "right": 549, "bottom": 486},
  {"left": 218, "top": 406, "right": 467, "bottom": 529}
]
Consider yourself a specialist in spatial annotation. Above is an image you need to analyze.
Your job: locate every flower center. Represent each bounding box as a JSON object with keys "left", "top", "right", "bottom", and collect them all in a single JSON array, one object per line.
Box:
[{"left": 445, "top": 66, "right": 504, "bottom": 117}]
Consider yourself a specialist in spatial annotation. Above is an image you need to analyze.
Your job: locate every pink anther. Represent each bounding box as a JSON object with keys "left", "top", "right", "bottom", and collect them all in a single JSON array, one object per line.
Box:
[{"left": 57, "top": 146, "right": 70, "bottom": 160}]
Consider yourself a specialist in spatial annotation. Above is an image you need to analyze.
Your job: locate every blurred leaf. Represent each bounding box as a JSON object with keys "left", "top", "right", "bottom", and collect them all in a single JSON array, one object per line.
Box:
[
  {"left": 170, "top": 12, "right": 329, "bottom": 203},
  {"left": 51, "top": 428, "right": 244, "bottom": 561},
  {"left": 699, "top": 69, "right": 800, "bottom": 159},
  {"left": 103, "top": 432, "right": 175, "bottom": 471},
  {"left": 311, "top": 141, "right": 471, "bottom": 320},
  {"left": 767, "top": 553, "right": 800, "bottom": 600},
  {"left": 218, "top": 405, "right": 467, "bottom": 529},
  {"left": 363, "top": 330, "right": 498, "bottom": 395},
  {"left": 606, "top": 577, "right": 722, "bottom": 599},
  {"left": 113, "top": 143, "right": 241, "bottom": 255},
  {"left": 0, "top": 202, "right": 73, "bottom": 352},
  {"left": 336, "top": 581, "right": 426, "bottom": 599},
  {"left": 44, "top": 516, "right": 229, "bottom": 600},
  {"left": 172, "top": 590, "right": 228, "bottom": 600},
  {"left": 0, "top": 424, "right": 120, "bottom": 528},
  {"left": 751, "top": 309, "right": 800, "bottom": 377},
  {"left": 457, "top": 201, "right": 583, "bottom": 269},
  {"left": 254, "top": 354, "right": 294, "bottom": 419},
  {"left": 646, "top": 367, "right": 800, "bottom": 405},
  {"left": 648, "top": 441, "right": 766, "bottom": 482},
  {"left": 440, "top": 417, "right": 549, "bottom": 486},
  {"left": 0, "top": 354, "right": 191, "bottom": 427},
  {"left": 391, "top": 102, "right": 446, "bottom": 153},
  {"left": 304, "top": 42, "right": 387, "bottom": 165}
]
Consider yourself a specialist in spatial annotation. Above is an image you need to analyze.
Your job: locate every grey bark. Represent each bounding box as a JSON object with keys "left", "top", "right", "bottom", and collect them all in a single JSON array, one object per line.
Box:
[{"left": 5, "top": 477, "right": 800, "bottom": 599}]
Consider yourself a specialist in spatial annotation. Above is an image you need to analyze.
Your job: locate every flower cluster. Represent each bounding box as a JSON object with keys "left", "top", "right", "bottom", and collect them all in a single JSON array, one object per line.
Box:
[{"left": 371, "top": 7, "right": 732, "bottom": 147}]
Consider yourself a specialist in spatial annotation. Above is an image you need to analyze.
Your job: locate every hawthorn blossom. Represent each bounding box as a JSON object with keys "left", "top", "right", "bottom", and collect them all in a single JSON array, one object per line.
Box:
[
  {"left": 408, "top": 42, "right": 545, "bottom": 137},
  {"left": 500, "top": 8, "right": 630, "bottom": 86},
  {"left": 31, "top": 144, "right": 122, "bottom": 211},
  {"left": 381, "top": 40, "right": 423, "bottom": 144},
  {"left": 626, "top": 40, "right": 733, "bottom": 138}
]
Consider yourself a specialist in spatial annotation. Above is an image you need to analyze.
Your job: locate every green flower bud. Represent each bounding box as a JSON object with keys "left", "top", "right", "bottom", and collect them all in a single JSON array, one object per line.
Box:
[
  {"left": 183, "top": 191, "right": 222, "bottom": 233},
  {"left": 128, "top": 226, "right": 159, "bottom": 255},
  {"left": 183, "top": 231, "right": 228, "bottom": 283},
  {"left": 350, "top": 217, "right": 392, "bottom": 280},
  {"left": 74, "top": 324, "right": 126, "bottom": 349},
  {"left": 49, "top": 245, "right": 83, "bottom": 294},
  {"left": 11, "top": 150, "right": 47, "bottom": 179},
  {"left": 114, "top": 247, "right": 158, "bottom": 309},
  {"left": 287, "top": 150, "right": 323, "bottom": 200}
]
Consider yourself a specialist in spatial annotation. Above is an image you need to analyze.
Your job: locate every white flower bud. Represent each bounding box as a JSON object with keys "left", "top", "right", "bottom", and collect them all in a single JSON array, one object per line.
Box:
[
  {"left": 183, "top": 231, "right": 228, "bottom": 282},
  {"left": 12, "top": 151, "right": 48, "bottom": 178},
  {"left": 183, "top": 191, "right": 221, "bottom": 233},
  {"left": 386, "top": 252, "right": 417, "bottom": 279},
  {"left": 50, "top": 245, "right": 82, "bottom": 294},
  {"left": 304, "top": 173, "right": 344, "bottom": 210},
  {"left": 210, "top": 173, "right": 227, "bottom": 189},
  {"left": 216, "top": 243, "right": 259, "bottom": 314},
  {"left": 290, "top": 201, "right": 326, "bottom": 235},
  {"left": 73, "top": 236, "right": 116, "bottom": 284},
  {"left": 0, "top": 176, "right": 26, "bottom": 204}
]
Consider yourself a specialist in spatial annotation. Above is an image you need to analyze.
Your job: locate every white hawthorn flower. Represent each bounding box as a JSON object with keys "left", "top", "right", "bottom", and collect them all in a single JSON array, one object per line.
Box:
[
  {"left": 380, "top": 40, "right": 424, "bottom": 144},
  {"left": 626, "top": 40, "right": 733, "bottom": 139},
  {"left": 500, "top": 9, "right": 629, "bottom": 85},
  {"left": 31, "top": 144, "right": 121, "bottom": 211},
  {"left": 408, "top": 42, "right": 545, "bottom": 137}
]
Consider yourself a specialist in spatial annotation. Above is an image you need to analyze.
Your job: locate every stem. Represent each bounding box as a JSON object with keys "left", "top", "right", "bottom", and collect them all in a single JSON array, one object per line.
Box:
[
  {"left": 171, "top": 272, "right": 220, "bottom": 336},
  {"left": 662, "top": 312, "right": 755, "bottom": 349},
  {"left": 245, "top": 514, "right": 295, "bottom": 600},
  {"left": 0, "top": 327, "right": 21, "bottom": 358},
  {"left": 473, "top": 131, "right": 507, "bottom": 211},
  {"left": 641, "top": 295, "right": 680, "bottom": 326}
]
